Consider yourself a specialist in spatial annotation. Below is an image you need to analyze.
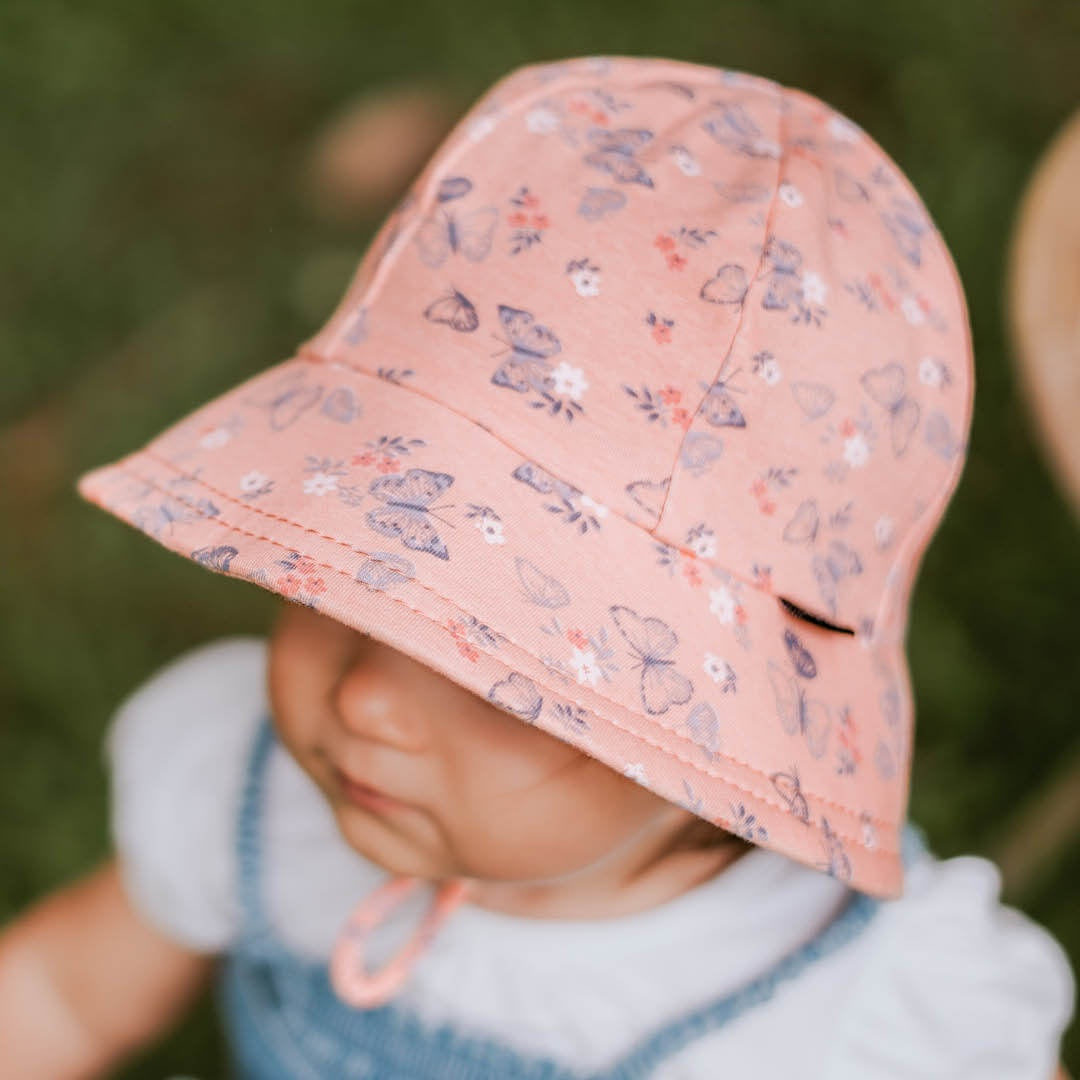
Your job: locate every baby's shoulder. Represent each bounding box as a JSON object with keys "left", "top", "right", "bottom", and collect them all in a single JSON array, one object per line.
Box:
[
  {"left": 105, "top": 635, "right": 271, "bottom": 951},
  {"left": 820, "top": 847, "right": 1076, "bottom": 1078}
]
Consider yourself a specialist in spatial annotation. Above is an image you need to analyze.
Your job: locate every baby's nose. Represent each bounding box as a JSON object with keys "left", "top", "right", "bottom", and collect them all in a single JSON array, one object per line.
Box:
[{"left": 332, "top": 654, "right": 432, "bottom": 753}]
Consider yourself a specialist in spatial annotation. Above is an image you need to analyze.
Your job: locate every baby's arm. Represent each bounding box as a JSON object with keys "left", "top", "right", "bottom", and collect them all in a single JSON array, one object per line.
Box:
[{"left": 0, "top": 855, "right": 215, "bottom": 1078}]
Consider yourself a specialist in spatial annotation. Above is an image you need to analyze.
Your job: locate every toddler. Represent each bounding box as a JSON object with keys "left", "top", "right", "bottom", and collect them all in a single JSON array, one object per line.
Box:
[{"left": 0, "top": 56, "right": 1074, "bottom": 1079}]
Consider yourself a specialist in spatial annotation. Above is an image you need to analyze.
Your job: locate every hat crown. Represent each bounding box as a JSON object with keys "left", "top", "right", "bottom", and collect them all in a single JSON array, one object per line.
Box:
[{"left": 308, "top": 55, "right": 974, "bottom": 644}]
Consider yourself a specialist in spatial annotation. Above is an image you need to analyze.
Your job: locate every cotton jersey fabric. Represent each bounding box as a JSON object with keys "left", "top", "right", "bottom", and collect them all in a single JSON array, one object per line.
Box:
[{"left": 106, "top": 637, "right": 1075, "bottom": 1078}]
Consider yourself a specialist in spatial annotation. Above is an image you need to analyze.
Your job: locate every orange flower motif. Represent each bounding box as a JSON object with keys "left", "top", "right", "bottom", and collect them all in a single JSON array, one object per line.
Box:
[
  {"left": 839, "top": 418, "right": 856, "bottom": 437},
  {"left": 567, "top": 628, "right": 589, "bottom": 648},
  {"left": 652, "top": 325, "right": 672, "bottom": 345},
  {"left": 750, "top": 478, "right": 767, "bottom": 498},
  {"left": 305, "top": 577, "right": 327, "bottom": 595},
  {"left": 761, "top": 500, "right": 777, "bottom": 516},
  {"left": 654, "top": 233, "right": 676, "bottom": 253},
  {"left": 509, "top": 211, "right": 529, "bottom": 227},
  {"left": 671, "top": 407, "right": 692, "bottom": 430},
  {"left": 279, "top": 574, "right": 302, "bottom": 597},
  {"left": 735, "top": 605, "right": 748, "bottom": 625},
  {"left": 591, "top": 109, "right": 609, "bottom": 125},
  {"left": 352, "top": 450, "right": 376, "bottom": 466},
  {"left": 683, "top": 561, "right": 703, "bottom": 587},
  {"left": 376, "top": 456, "right": 401, "bottom": 473},
  {"left": 659, "top": 385, "right": 681, "bottom": 406},
  {"left": 666, "top": 252, "right": 687, "bottom": 271},
  {"left": 531, "top": 213, "right": 550, "bottom": 229}
]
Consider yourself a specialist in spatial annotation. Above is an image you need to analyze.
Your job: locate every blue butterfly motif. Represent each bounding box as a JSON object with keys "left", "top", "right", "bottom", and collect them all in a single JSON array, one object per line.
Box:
[
  {"left": 609, "top": 604, "right": 693, "bottom": 715},
  {"left": 514, "top": 556, "right": 571, "bottom": 608},
  {"left": 767, "top": 628, "right": 831, "bottom": 759},
  {"left": 816, "top": 817, "right": 853, "bottom": 881},
  {"left": 577, "top": 186, "right": 627, "bottom": 221},
  {"left": 491, "top": 305, "right": 562, "bottom": 394},
  {"left": 355, "top": 551, "right": 415, "bottom": 591},
  {"left": 487, "top": 672, "right": 543, "bottom": 723},
  {"left": 415, "top": 204, "right": 498, "bottom": 268},
  {"left": 191, "top": 545, "right": 238, "bottom": 572},
  {"left": 365, "top": 468, "right": 455, "bottom": 561},
  {"left": 584, "top": 128, "right": 655, "bottom": 188}
]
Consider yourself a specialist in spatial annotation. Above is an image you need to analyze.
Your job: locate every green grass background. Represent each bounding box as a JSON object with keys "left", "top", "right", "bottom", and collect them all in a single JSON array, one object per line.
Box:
[{"left": 2, "top": 1, "right": 1078, "bottom": 1074}]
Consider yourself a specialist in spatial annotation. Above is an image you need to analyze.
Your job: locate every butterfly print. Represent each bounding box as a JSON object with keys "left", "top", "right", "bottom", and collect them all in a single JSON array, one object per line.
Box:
[
  {"left": 702, "top": 101, "right": 776, "bottom": 158},
  {"left": 491, "top": 304, "right": 562, "bottom": 392},
  {"left": 861, "top": 363, "right": 920, "bottom": 456},
  {"left": 355, "top": 551, "right": 415, "bottom": 591},
  {"left": 767, "top": 628, "right": 831, "bottom": 758},
  {"left": 414, "top": 204, "right": 498, "bottom": 267},
  {"left": 812, "top": 540, "right": 863, "bottom": 617},
  {"left": 686, "top": 701, "right": 721, "bottom": 760},
  {"left": 577, "top": 187, "right": 627, "bottom": 221},
  {"left": 924, "top": 410, "right": 962, "bottom": 459},
  {"left": 365, "top": 468, "right": 455, "bottom": 561},
  {"left": 782, "top": 499, "right": 820, "bottom": 545},
  {"left": 423, "top": 288, "right": 479, "bottom": 332},
  {"left": 584, "top": 128, "right": 655, "bottom": 188},
  {"left": 514, "top": 556, "right": 572, "bottom": 608},
  {"left": 679, "top": 430, "right": 725, "bottom": 474},
  {"left": 487, "top": 672, "right": 543, "bottom": 723},
  {"left": 609, "top": 604, "right": 694, "bottom": 715},
  {"left": 320, "top": 386, "right": 363, "bottom": 423},
  {"left": 816, "top": 817, "right": 853, "bottom": 881},
  {"left": 625, "top": 476, "right": 670, "bottom": 522},
  {"left": 191, "top": 544, "right": 238, "bottom": 572},
  {"left": 699, "top": 356, "right": 747, "bottom": 428},
  {"left": 881, "top": 198, "right": 928, "bottom": 267},
  {"left": 700, "top": 263, "right": 749, "bottom": 305},
  {"left": 833, "top": 168, "right": 871, "bottom": 203},
  {"left": 770, "top": 766, "right": 811, "bottom": 825},
  {"left": 791, "top": 381, "right": 835, "bottom": 420},
  {"left": 437, "top": 176, "right": 473, "bottom": 203}
]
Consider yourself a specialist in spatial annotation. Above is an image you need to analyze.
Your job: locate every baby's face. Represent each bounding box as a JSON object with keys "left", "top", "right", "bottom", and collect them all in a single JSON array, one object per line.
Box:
[{"left": 267, "top": 601, "right": 698, "bottom": 904}]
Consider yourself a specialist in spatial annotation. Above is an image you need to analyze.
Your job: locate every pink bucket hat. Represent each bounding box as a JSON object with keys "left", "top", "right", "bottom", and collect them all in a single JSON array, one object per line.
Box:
[{"left": 76, "top": 57, "right": 974, "bottom": 917}]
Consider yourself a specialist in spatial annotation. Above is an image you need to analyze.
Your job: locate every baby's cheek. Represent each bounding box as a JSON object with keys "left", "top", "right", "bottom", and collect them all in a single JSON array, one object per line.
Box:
[{"left": 448, "top": 772, "right": 643, "bottom": 882}]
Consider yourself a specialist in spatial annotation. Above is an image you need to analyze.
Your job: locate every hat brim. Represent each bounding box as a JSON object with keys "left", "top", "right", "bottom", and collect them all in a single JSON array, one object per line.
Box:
[{"left": 77, "top": 350, "right": 909, "bottom": 896}]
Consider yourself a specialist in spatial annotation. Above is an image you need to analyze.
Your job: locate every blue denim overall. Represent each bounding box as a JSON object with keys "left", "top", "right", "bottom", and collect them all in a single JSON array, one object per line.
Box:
[{"left": 217, "top": 715, "right": 925, "bottom": 1079}]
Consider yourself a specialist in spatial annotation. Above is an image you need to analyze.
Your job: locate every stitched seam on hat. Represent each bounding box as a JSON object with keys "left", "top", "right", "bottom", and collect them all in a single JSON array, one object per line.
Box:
[
  {"left": 123, "top": 449, "right": 898, "bottom": 846},
  {"left": 654, "top": 90, "right": 788, "bottom": 532},
  {"left": 294, "top": 351, "right": 782, "bottom": 610}
]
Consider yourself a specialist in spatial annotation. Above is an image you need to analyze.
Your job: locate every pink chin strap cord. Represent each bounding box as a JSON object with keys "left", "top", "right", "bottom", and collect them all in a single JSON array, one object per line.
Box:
[{"left": 330, "top": 875, "right": 474, "bottom": 1008}]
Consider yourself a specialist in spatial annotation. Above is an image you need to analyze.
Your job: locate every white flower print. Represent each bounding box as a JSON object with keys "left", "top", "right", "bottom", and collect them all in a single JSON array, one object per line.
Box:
[
  {"left": 570, "top": 266, "right": 601, "bottom": 298},
  {"left": 901, "top": 295, "right": 926, "bottom": 326},
  {"left": 860, "top": 812, "right": 878, "bottom": 850},
  {"left": 801, "top": 271, "right": 828, "bottom": 307},
  {"left": 525, "top": 106, "right": 559, "bottom": 135},
  {"left": 240, "top": 470, "right": 270, "bottom": 494},
  {"left": 551, "top": 361, "right": 589, "bottom": 401},
  {"left": 918, "top": 355, "right": 947, "bottom": 388},
  {"left": 303, "top": 472, "right": 339, "bottom": 496},
  {"left": 709, "top": 585, "right": 737, "bottom": 625},
  {"left": 778, "top": 182, "right": 803, "bottom": 208},
  {"left": 467, "top": 114, "right": 498, "bottom": 142},
  {"left": 828, "top": 114, "right": 861, "bottom": 144},
  {"left": 703, "top": 652, "right": 737, "bottom": 691},
  {"left": 874, "top": 515, "right": 895, "bottom": 550},
  {"left": 623, "top": 762, "right": 649, "bottom": 785},
  {"left": 671, "top": 145, "right": 701, "bottom": 176},
  {"left": 570, "top": 647, "right": 602, "bottom": 687},
  {"left": 580, "top": 493, "right": 608, "bottom": 519},
  {"left": 689, "top": 527, "right": 717, "bottom": 559},
  {"left": 752, "top": 137, "right": 782, "bottom": 159},
  {"left": 477, "top": 515, "right": 506, "bottom": 545},
  {"left": 199, "top": 425, "right": 233, "bottom": 450},
  {"left": 843, "top": 433, "right": 871, "bottom": 468},
  {"left": 756, "top": 355, "right": 782, "bottom": 385}
]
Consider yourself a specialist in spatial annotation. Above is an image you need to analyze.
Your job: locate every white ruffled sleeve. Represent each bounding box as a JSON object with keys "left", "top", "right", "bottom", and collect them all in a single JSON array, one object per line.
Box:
[
  {"left": 824, "top": 850, "right": 1076, "bottom": 1079},
  {"left": 103, "top": 635, "right": 270, "bottom": 953}
]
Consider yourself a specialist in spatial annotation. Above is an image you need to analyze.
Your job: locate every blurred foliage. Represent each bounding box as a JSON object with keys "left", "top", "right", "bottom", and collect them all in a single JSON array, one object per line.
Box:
[{"left": 1, "top": 0, "right": 1078, "bottom": 1074}]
